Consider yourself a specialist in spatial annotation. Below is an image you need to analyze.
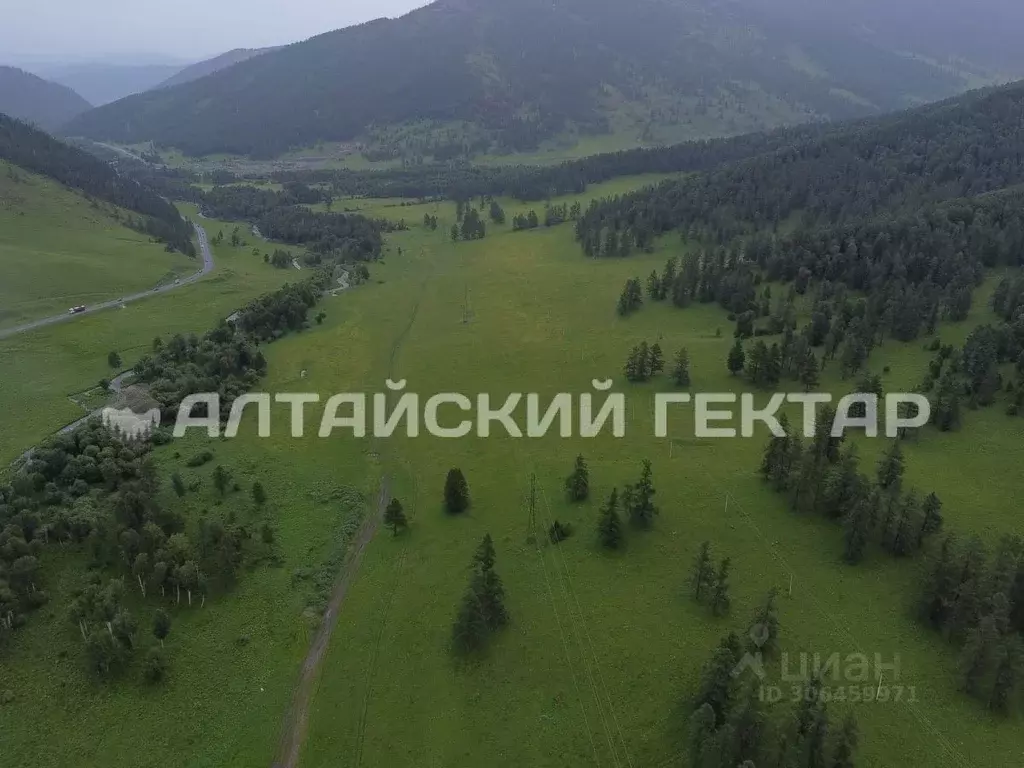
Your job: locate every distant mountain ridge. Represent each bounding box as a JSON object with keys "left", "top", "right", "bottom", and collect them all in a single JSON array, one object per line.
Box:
[
  {"left": 156, "top": 47, "right": 280, "bottom": 89},
  {"left": 0, "top": 66, "right": 91, "bottom": 131},
  {"left": 65, "top": 0, "right": 1012, "bottom": 158}
]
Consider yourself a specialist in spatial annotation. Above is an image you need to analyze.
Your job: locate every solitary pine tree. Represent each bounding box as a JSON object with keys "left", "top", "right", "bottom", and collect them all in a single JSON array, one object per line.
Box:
[
  {"left": 444, "top": 468, "right": 470, "bottom": 513},
  {"left": 565, "top": 455, "right": 589, "bottom": 502},
  {"left": 672, "top": 347, "right": 691, "bottom": 388},
  {"left": 630, "top": 459, "right": 658, "bottom": 528},
  {"left": 107, "top": 350, "right": 122, "bottom": 369},
  {"left": 711, "top": 558, "right": 732, "bottom": 616},
  {"left": 252, "top": 481, "right": 267, "bottom": 507},
  {"left": 384, "top": 498, "right": 408, "bottom": 536},
  {"left": 728, "top": 339, "right": 745, "bottom": 376},
  {"left": 692, "top": 541, "right": 716, "bottom": 601},
  {"left": 597, "top": 488, "right": 623, "bottom": 550}
]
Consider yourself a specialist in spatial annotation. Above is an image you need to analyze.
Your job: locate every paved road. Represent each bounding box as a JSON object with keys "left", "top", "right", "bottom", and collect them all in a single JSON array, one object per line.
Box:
[{"left": 0, "top": 222, "right": 214, "bottom": 341}]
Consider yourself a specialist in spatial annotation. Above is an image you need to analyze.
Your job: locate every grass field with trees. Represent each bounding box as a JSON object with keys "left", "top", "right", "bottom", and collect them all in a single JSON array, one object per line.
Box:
[{"left": 4, "top": 189, "right": 1021, "bottom": 767}]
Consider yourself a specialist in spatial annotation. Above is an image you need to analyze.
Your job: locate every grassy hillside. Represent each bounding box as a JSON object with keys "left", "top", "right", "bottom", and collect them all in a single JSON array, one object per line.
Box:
[
  {"left": 64, "top": 0, "right": 994, "bottom": 160},
  {"left": 0, "top": 202, "right": 299, "bottom": 464},
  {"left": 0, "top": 160, "right": 192, "bottom": 329}
]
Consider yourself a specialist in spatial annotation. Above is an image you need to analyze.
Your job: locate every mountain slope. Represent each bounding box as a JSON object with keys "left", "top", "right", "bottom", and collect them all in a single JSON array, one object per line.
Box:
[
  {"left": 0, "top": 159, "right": 192, "bottom": 329},
  {"left": 0, "top": 67, "right": 91, "bottom": 131},
  {"left": 156, "top": 47, "right": 279, "bottom": 89},
  {"left": 65, "top": 0, "right": 996, "bottom": 158},
  {"left": 0, "top": 113, "right": 194, "bottom": 253}
]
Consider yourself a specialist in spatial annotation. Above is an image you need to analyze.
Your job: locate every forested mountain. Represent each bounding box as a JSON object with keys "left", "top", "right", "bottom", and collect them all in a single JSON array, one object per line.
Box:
[
  {"left": 0, "top": 66, "right": 91, "bottom": 131},
  {"left": 573, "top": 78, "right": 1024, "bottom": 251},
  {"left": 0, "top": 113, "right": 194, "bottom": 254},
  {"left": 155, "top": 47, "right": 279, "bottom": 89},
  {"left": 64, "top": 0, "right": 1001, "bottom": 158}
]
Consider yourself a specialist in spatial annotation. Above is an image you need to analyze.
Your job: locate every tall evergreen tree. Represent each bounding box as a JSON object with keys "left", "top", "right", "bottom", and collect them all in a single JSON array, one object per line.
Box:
[
  {"left": 747, "top": 589, "right": 780, "bottom": 658},
  {"left": 829, "top": 713, "right": 859, "bottom": 768},
  {"left": 649, "top": 342, "right": 665, "bottom": 376},
  {"left": 876, "top": 440, "right": 905, "bottom": 492},
  {"left": 444, "top": 468, "right": 470, "bottom": 513},
  {"left": 672, "top": 347, "right": 691, "bottom": 388},
  {"left": 384, "top": 498, "right": 408, "bottom": 536},
  {"left": 727, "top": 339, "right": 745, "bottom": 377},
  {"left": 692, "top": 541, "right": 716, "bottom": 601},
  {"left": 630, "top": 459, "right": 658, "bottom": 528},
  {"left": 711, "top": 558, "right": 732, "bottom": 616},
  {"left": 694, "top": 632, "right": 742, "bottom": 723},
  {"left": 565, "top": 454, "right": 589, "bottom": 502},
  {"left": 597, "top": 488, "right": 623, "bottom": 550}
]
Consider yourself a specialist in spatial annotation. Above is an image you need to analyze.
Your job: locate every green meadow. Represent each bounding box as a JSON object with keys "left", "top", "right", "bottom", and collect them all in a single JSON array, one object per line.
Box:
[
  {"left": 0, "top": 203, "right": 296, "bottom": 465},
  {"left": 0, "top": 161, "right": 193, "bottom": 329},
  {"left": 2, "top": 186, "right": 1022, "bottom": 768}
]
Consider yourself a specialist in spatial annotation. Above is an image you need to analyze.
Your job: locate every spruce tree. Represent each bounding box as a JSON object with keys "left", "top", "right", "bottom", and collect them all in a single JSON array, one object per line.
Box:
[
  {"left": 747, "top": 589, "right": 780, "bottom": 658},
  {"left": 830, "top": 713, "right": 859, "bottom": 768},
  {"left": 799, "top": 348, "right": 820, "bottom": 391},
  {"left": 877, "top": 440, "right": 905, "bottom": 491},
  {"left": 692, "top": 541, "right": 716, "bottom": 601},
  {"left": 728, "top": 338, "right": 745, "bottom": 376},
  {"left": 842, "top": 497, "right": 872, "bottom": 565},
  {"left": 672, "top": 347, "right": 691, "bottom": 388},
  {"left": 647, "top": 270, "right": 660, "bottom": 299},
  {"left": 630, "top": 459, "right": 658, "bottom": 528},
  {"left": 688, "top": 703, "right": 717, "bottom": 768},
  {"left": 565, "top": 454, "right": 589, "bottom": 502},
  {"left": 384, "top": 498, "right": 408, "bottom": 536},
  {"left": 444, "top": 468, "right": 470, "bottom": 513},
  {"left": 711, "top": 558, "right": 732, "bottom": 616},
  {"left": 918, "top": 492, "right": 944, "bottom": 546},
  {"left": 959, "top": 593, "right": 1010, "bottom": 695},
  {"left": 597, "top": 488, "right": 623, "bottom": 550},
  {"left": 989, "top": 635, "right": 1022, "bottom": 713},
  {"left": 649, "top": 343, "right": 665, "bottom": 376},
  {"left": 694, "top": 632, "right": 742, "bottom": 722}
]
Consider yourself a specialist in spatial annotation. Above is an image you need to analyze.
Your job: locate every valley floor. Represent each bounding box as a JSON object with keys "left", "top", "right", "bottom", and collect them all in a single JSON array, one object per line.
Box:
[{"left": 1, "top": 181, "right": 1022, "bottom": 768}]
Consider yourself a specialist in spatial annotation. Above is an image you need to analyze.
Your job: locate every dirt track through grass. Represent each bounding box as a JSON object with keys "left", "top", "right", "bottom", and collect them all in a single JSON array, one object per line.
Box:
[{"left": 273, "top": 476, "right": 391, "bottom": 768}]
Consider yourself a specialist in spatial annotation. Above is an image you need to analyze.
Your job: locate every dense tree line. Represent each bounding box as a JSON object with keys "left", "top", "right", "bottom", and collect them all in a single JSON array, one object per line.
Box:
[
  {"left": 574, "top": 80, "right": 1024, "bottom": 252},
  {"left": 920, "top": 534, "right": 1024, "bottom": 711},
  {"left": 254, "top": 206, "right": 384, "bottom": 261},
  {"left": 759, "top": 415, "right": 944, "bottom": 564},
  {"left": 690, "top": 627, "right": 861, "bottom": 768},
  {"left": 198, "top": 182, "right": 329, "bottom": 221},
  {"left": 0, "top": 114, "right": 194, "bottom": 254},
  {"left": 134, "top": 279, "right": 325, "bottom": 421}
]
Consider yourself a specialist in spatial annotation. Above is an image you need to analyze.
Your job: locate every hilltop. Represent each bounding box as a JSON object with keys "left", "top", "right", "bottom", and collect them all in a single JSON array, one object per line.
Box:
[{"left": 0, "top": 66, "right": 91, "bottom": 131}]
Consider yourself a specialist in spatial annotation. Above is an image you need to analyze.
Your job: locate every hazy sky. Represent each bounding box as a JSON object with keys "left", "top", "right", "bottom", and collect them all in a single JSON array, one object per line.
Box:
[{"left": 2, "top": 0, "right": 431, "bottom": 63}]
